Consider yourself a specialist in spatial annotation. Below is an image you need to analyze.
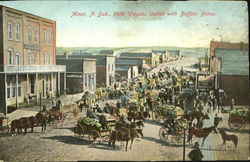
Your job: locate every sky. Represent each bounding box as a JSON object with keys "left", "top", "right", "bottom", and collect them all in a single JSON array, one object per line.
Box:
[{"left": 0, "top": 1, "right": 248, "bottom": 48}]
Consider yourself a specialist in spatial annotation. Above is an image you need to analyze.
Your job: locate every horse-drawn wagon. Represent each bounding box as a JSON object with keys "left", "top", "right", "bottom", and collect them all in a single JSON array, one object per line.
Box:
[
  {"left": 228, "top": 107, "right": 249, "bottom": 131},
  {"left": 159, "top": 118, "right": 187, "bottom": 145},
  {"left": 73, "top": 116, "right": 115, "bottom": 143}
]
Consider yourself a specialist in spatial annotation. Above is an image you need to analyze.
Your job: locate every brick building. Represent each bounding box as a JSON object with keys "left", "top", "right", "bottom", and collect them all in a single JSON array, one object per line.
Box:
[
  {"left": 57, "top": 54, "right": 115, "bottom": 88},
  {"left": 56, "top": 57, "right": 96, "bottom": 94},
  {"left": 0, "top": 6, "right": 66, "bottom": 114},
  {"left": 209, "top": 40, "right": 249, "bottom": 105}
]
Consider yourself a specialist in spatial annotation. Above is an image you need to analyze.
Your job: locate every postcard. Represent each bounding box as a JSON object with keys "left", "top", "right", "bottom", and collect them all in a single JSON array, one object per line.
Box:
[{"left": 0, "top": 0, "right": 249, "bottom": 161}]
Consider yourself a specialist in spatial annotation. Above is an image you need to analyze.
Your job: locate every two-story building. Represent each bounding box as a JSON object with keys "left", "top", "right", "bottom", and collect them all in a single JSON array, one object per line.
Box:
[
  {"left": 209, "top": 40, "right": 249, "bottom": 105},
  {"left": 0, "top": 6, "right": 66, "bottom": 114}
]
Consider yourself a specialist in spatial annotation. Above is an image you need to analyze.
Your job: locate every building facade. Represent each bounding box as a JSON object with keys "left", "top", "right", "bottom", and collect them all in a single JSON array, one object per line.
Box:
[
  {"left": 0, "top": 6, "right": 66, "bottom": 114},
  {"left": 57, "top": 54, "right": 115, "bottom": 88},
  {"left": 119, "top": 52, "right": 159, "bottom": 68},
  {"left": 209, "top": 40, "right": 249, "bottom": 105},
  {"left": 56, "top": 58, "right": 96, "bottom": 94},
  {"left": 115, "top": 58, "right": 142, "bottom": 74},
  {"left": 115, "top": 65, "right": 138, "bottom": 82}
]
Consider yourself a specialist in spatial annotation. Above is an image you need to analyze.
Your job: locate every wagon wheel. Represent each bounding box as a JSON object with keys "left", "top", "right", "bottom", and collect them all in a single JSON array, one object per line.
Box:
[
  {"left": 74, "top": 123, "right": 85, "bottom": 139},
  {"left": 88, "top": 130, "right": 102, "bottom": 143},
  {"left": 171, "top": 131, "right": 184, "bottom": 145},
  {"left": 228, "top": 117, "right": 244, "bottom": 130},
  {"left": 159, "top": 127, "right": 170, "bottom": 143},
  {"left": 101, "top": 130, "right": 112, "bottom": 142}
]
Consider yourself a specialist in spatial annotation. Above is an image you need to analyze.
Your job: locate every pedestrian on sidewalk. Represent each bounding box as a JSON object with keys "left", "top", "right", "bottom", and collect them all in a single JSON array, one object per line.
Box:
[
  {"left": 188, "top": 142, "right": 204, "bottom": 161},
  {"left": 214, "top": 113, "right": 221, "bottom": 127}
]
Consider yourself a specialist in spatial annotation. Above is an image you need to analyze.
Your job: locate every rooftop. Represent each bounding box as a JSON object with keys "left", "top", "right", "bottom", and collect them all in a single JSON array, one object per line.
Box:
[
  {"left": 119, "top": 52, "right": 152, "bottom": 58},
  {"left": 115, "top": 59, "right": 143, "bottom": 66},
  {"left": 116, "top": 66, "right": 130, "bottom": 71}
]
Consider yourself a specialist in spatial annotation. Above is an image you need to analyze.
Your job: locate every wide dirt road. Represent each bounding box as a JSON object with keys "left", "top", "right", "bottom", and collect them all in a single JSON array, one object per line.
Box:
[{"left": 0, "top": 112, "right": 187, "bottom": 161}]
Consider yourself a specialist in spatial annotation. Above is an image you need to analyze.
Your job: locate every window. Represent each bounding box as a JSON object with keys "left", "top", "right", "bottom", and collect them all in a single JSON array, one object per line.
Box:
[
  {"left": 8, "top": 22, "right": 13, "bottom": 40},
  {"left": 112, "top": 64, "right": 114, "bottom": 71},
  {"left": 28, "top": 50, "right": 32, "bottom": 65},
  {"left": 12, "top": 77, "right": 16, "bottom": 97},
  {"left": 34, "top": 53, "right": 37, "bottom": 64},
  {"left": 88, "top": 74, "right": 91, "bottom": 88},
  {"left": 84, "top": 74, "right": 88, "bottom": 88},
  {"left": 16, "top": 24, "right": 20, "bottom": 41},
  {"left": 34, "top": 28, "right": 38, "bottom": 43},
  {"left": 43, "top": 31, "right": 46, "bottom": 44},
  {"left": 8, "top": 49, "right": 13, "bottom": 65},
  {"left": 18, "top": 77, "right": 21, "bottom": 97},
  {"left": 7, "top": 78, "right": 11, "bottom": 98},
  {"left": 108, "top": 64, "right": 110, "bottom": 71},
  {"left": 48, "top": 31, "right": 51, "bottom": 45},
  {"left": 44, "top": 53, "right": 47, "bottom": 65},
  {"left": 48, "top": 53, "right": 51, "bottom": 65},
  {"left": 28, "top": 27, "right": 32, "bottom": 42},
  {"left": 15, "top": 53, "right": 20, "bottom": 65}
]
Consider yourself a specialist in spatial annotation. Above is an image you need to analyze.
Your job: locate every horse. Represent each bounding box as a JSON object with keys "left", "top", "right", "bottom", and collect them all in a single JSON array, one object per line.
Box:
[
  {"left": 181, "top": 111, "right": 210, "bottom": 122},
  {"left": 36, "top": 111, "right": 49, "bottom": 132},
  {"left": 187, "top": 125, "right": 219, "bottom": 146},
  {"left": 10, "top": 119, "right": 20, "bottom": 135},
  {"left": 47, "top": 109, "right": 66, "bottom": 127},
  {"left": 109, "top": 122, "right": 139, "bottom": 151},
  {"left": 18, "top": 116, "right": 37, "bottom": 134},
  {"left": 218, "top": 128, "right": 238, "bottom": 151}
]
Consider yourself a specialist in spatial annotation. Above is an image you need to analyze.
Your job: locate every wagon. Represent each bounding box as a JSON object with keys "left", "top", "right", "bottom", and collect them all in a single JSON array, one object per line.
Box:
[
  {"left": 153, "top": 105, "right": 184, "bottom": 121},
  {"left": 73, "top": 117, "right": 115, "bottom": 143},
  {"left": 0, "top": 116, "right": 10, "bottom": 135},
  {"left": 228, "top": 107, "right": 249, "bottom": 131},
  {"left": 159, "top": 119, "right": 188, "bottom": 145}
]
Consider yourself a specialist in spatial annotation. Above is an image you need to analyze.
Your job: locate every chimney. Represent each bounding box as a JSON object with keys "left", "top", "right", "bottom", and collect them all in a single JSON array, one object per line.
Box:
[{"left": 64, "top": 52, "right": 68, "bottom": 59}]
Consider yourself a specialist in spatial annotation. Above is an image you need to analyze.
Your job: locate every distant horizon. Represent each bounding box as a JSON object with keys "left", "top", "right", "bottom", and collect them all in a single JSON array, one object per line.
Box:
[{"left": 0, "top": 1, "right": 248, "bottom": 47}]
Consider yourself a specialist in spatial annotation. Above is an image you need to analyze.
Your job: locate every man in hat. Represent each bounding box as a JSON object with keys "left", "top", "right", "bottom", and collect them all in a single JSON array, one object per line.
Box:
[{"left": 188, "top": 142, "right": 204, "bottom": 161}]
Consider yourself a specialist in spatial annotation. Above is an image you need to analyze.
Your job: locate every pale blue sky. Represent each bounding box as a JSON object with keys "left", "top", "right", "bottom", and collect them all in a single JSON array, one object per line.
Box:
[{"left": 0, "top": 1, "right": 248, "bottom": 47}]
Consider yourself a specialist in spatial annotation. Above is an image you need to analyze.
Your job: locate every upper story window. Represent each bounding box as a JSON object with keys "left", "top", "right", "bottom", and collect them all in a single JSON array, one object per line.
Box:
[
  {"left": 34, "top": 53, "right": 37, "bottom": 64},
  {"left": 15, "top": 53, "right": 20, "bottom": 66},
  {"left": 8, "top": 22, "right": 13, "bottom": 40},
  {"left": 8, "top": 49, "right": 13, "bottom": 65},
  {"left": 48, "top": 31, "right": 53, "bottom": 45},
  {"left": 108, "top": 64, "right": 110, "bottom": 71},
  {"left": 28, "top": 27, "right": 32, "bottom": 42},
  {"left": 28, "top": 50, "right": 32, "bottom": 65},
  {"left": 112, "top": 64, "right": 114, "bottom": 71},
  {"left": 16, "top": 24, "right": 20, "bottom": 41},
  {"left": 48, "top": 52, "right": 51, "bottom": 64},
  {"left": 43, "top": 31, "right": 47, "bottom": 44},
  {"left": 44, "top": 53, "right": 47, "bottom": 65},
  {"left": 34, "top": 28, "right": 38, "bottom": 43}
]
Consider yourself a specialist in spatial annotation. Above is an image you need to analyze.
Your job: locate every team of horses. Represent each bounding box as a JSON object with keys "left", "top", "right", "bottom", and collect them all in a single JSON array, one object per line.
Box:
[{"left": 10, "top": 108, "right": 66, "bottom": 135}]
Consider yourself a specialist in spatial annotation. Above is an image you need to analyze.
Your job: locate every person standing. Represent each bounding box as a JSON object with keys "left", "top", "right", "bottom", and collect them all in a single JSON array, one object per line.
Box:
[
  {"left": 188, "top": 142, "right": 204, "bottom": 161},
  {"left": 231, "top": 98, "right": 235, "bottom": 110},
  {"left": 214, "top": 113, "right": 221, "bottom": 127}
]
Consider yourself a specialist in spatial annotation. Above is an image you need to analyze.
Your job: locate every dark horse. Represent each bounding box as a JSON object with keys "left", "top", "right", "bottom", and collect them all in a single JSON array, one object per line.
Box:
[
  {"left": 188, "top": 125, "right": 219, "bottom": 146},
  {"left": 109, "top": 122, "right": 139, "bottom": 151},
  {"left": 182, "top": 111, "right": 210, "bottom": 121},
  {"left": 10, "top": 116, "right": 37, "bottom": 135},
  {"left": 219, "top": 128, "right": 238, "bottom": 151},
  {"left": 35, "top": 111, "right": 49, "bottom": 132}
]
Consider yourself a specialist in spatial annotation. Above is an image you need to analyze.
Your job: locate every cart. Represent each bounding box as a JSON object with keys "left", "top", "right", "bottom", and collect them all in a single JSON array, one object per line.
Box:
[
  {"left": 159, "top": 119, "right": 187, "bottom": 145},
  {"left": 228, "top": 107, "right": 249, "bottom": 131},
  {"left": 73, "top": 117, "right": 115, "bottom": 143},
  {"left": 0, "top": 116, "right": 10, "bottom": 135}
]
